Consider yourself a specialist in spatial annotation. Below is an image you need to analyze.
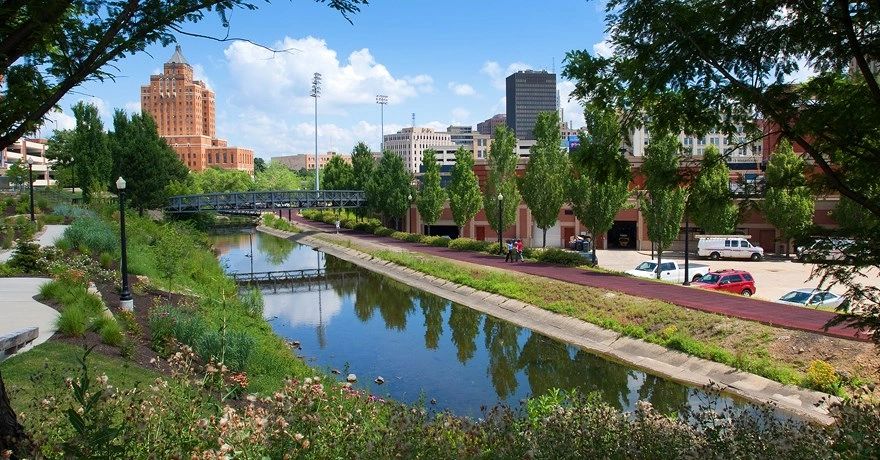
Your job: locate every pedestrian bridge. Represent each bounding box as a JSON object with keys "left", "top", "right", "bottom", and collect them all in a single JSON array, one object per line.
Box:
[{"left": 165, "top": 190, "right": 366, "bottom": 214}]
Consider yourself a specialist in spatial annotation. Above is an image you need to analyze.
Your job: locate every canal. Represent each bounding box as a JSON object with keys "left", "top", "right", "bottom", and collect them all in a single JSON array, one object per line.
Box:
[{"left": 212, "top": 228, "right": 762, "bottom": 419}]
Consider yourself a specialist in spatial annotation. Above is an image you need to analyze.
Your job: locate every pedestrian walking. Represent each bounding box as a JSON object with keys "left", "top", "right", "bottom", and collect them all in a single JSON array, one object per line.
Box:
[
  {"left": 504, "top": 239, "right": 514, "bottom": 262},
  {"left": 515, "top": 239, "right": 524, "bottom": 262},
  {"left": 335, "top": 219, "right": 340, "bottom": 234}
]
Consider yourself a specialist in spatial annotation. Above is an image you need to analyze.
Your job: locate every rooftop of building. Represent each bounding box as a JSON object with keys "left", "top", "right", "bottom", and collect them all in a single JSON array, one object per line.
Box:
[{"left": 167, "top": 45, "right": 189, "bottom": 65}]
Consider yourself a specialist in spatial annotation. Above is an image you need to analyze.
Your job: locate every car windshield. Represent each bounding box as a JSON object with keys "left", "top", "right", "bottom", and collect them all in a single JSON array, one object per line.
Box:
[
  {"left": 635, "top": 262, "right": 657, "bottom": 272},
  {"left": 698, "top": 273, "right": 721, "bottom": 284},
  {"left": 780, "top": 291, "right": 812, "bottom": 304}
]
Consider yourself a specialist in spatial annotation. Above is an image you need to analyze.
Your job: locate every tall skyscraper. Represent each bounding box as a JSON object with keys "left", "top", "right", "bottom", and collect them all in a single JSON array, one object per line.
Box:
[
  {"left": 141, "top": 45, "right": 254, "bottom": 173},
  {"left": 505, "top": 70, "right": 556, "bottom": 141}
]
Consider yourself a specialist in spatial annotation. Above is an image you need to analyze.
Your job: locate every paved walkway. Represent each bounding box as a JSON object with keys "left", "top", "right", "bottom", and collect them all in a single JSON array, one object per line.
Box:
[
  {"left": 290, "top": 216, "right": 869, "bottom": 342},
  {"left": 0, "top": 277, "right": 58, "bottom": 355},
  {"left": 0, "top": 224, "right": 68, "bottom": 263}
]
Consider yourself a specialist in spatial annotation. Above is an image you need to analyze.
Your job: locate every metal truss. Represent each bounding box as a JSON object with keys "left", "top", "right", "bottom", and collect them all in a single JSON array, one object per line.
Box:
[{"left": 165, "top": 190, "right": 366, "bottom": 214}]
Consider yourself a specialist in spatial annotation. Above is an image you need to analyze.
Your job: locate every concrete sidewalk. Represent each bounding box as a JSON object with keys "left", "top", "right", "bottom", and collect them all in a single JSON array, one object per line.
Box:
[
  {"left": 0, "top": 224, "right": 68, "bottom": 263},
  {"left": 0, "top": 277, "right": 58, "bottom": 355}
]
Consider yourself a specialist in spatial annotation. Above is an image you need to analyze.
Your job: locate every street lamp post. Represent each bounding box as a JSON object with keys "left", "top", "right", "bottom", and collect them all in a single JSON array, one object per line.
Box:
[
  {"left": 497, "top": 193, "right": 503, "bottom": 254},
  {"left": 26, "top": 156, "right": 35, "bottom": 222},
  {"left": 683, "top": 214, "right": 691, "bottom": 285},
  {"left": 376, "top": 95, "right": 388, "bottom": 152},
  {"left": 407, "top": 193, "right": 412, "bottom": 233},
  {"left": 116, "top": 177, "right": 133, "bottom": 311}
]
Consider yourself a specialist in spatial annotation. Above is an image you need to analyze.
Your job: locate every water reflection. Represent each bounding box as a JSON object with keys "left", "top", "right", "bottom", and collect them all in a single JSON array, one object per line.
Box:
[{"left": 210, "top": 230, "right": 748, "bottom": 418}]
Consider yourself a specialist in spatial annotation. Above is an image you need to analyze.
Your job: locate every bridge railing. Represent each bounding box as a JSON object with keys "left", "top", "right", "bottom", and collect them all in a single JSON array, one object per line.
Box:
[{"left": 166, "top": 190, "right": 366, "bottom": 213}]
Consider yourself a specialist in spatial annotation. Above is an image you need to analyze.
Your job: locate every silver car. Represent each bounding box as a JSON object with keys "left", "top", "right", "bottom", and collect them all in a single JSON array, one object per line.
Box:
[{"left": 778, "top": 289, "right": 848, "bottom": 309}]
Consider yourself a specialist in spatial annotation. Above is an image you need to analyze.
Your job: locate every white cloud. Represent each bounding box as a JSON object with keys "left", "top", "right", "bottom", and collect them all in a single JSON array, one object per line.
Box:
[
  {"left": 481, "top": 61, "right": 532, "bottom": 90},
  {"left": 490, "top": 96, "right": 506, "bottom": 114},
  {"left": 36, "top": 110, "right": 76, "bottom": 137},
  {"left": 592, "top": 35, "right": 614, "bottom": 58},
  {"left": 192, "top": 64, "right": 214, "bottom": 90},
  {"left": 451, "top": 107, "right": 471, "bottom": 124},
  {"left": 223, "top": 36, "right": 432, "bottom": 116},
  {"left": 558, "top": 80, "right": 586, "bottom": 129},
  {"left": 448, "top": 82, "right": 476, "bottom": 96},
  {"left": 124, "top": 101, "right": 141, "bottom": 114}
]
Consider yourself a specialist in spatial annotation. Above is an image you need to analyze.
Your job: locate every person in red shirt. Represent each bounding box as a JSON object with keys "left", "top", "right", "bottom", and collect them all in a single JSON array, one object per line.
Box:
[{"left": 514, "top": 239, "right": 524, "bottom": 262}]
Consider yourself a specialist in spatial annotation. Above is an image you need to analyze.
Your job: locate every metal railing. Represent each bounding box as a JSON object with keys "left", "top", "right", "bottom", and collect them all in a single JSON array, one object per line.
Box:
[{"left": 166, "top": 189, "right": 366, "bottom": 214}]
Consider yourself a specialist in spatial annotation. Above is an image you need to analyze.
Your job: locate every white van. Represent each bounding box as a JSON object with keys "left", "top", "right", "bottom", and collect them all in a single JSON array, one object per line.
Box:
[{"left": 697, "top": 235, "right": 764, "bottom": 261}]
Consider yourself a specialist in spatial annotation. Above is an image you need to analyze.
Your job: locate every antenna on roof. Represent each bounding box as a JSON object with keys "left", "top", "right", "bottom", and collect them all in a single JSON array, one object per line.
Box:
[{"left": 411, "top": 113, "right": 415, "bottom": 128}]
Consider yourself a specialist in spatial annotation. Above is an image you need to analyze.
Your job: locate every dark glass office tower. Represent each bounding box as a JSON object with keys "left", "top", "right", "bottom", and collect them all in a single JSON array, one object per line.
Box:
[{"left": 505, "top": 70, "right": 556, "bottom": 141}]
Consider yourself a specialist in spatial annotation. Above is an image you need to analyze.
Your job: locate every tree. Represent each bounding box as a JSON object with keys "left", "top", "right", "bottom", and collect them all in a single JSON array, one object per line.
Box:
[
  {"left": 367, "top": 152, "right": 411, "bottom": 229},
  {"left": 5, "top": 161, "right": 27, "bottom": 191},
  {"left": 483, "top": 125, "right": 521, "bottom": 246},
  {"left": 46, "top": 129, "right": 76, "bottom": 190},
  {"left": 321, "top": 156, "right": 354, "bottom": 190},
  {"left": 562, "top": 0, "right": 880, "bottom": 317},
  {"left": 763, "top": 140, "right": 814, "bottom": 256},
  {"left": 253, "top": 157, "right": 267, "bottom": 174},
  {"left": 640, "top": 133, "right": 686, "bottom": 279},
  {"left": 0, "top": 0, "right": 367, "bottom": 151},
  {"left": 688, "top": 145, "right": 738, "bottom": 234},
  {"left": 519, "top": 112, "right": 570, "bottom": 247},
  {"left": 416, "top": 149, "right": 444, "bottom": 235},
  {"left": 350, "top": 142, "right": 375, "bottom": 219},
  {"left": 254, "top": 161, "right": 300, "bottom": 191},
  {"left": 110, "top": 110, "right": 188, "bottom": 214},
  {"left": 192, "top": 167, "right": 253, "bottom": 193},
  {"left": 69, "top": 102, "right": 111, "bottom": 203},
  {"left": 568, "top": 105, "right": 632, "bottom": 258},
  {"left": 447, "top": 147, "right": 482, "bottom": 237}
]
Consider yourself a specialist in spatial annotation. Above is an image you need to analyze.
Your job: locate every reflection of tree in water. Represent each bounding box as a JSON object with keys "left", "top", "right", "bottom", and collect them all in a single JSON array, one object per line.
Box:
[
  {"left": 256, "top": 232, "right": 295, "bottom": 265},
  {"left": 448, "top": 305, "right": 481, "bottom": 364},
  {"left": 570, "top": 349, "right": 635, "bottom": 409},
  {"left": 418, "top": 293, "right": 447, "bottom": 349},
  {"left": 325, "top": 256, "right": 359, "bottom": 298},
  {"left": 483, "top": 316, "right": 521, "bottom": 399},
  {"left": 517, "top": 334, "right": 575, "bottom": 396},
  {"left": 374, "top": 276, "right": 416, "bottom": 330},
  {"left": 636, "top": 374, "right": 689, "bottom": 417}
]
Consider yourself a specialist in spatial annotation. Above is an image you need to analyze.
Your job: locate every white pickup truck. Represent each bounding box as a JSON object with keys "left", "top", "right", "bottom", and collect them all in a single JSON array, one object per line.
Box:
[{"left": 625, "top": 260, "right": 711, "bottom": 283}]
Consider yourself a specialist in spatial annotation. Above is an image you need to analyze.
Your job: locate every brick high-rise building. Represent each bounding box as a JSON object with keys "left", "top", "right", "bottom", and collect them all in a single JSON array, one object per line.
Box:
[
  {"left": 506, "top": 70, "right": 556, "bottom": 141},
  {"left": 141, "top": 45, "right": 254, "bottom": 173}
]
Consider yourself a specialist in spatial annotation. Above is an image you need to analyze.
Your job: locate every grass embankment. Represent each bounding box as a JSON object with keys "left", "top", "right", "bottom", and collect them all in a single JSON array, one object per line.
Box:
[
  {"left": 261, "top": 212, "right": 301, "bottom": 233},
  {"left": 312, "top": 233, "right": 860, "bottom": 394}
]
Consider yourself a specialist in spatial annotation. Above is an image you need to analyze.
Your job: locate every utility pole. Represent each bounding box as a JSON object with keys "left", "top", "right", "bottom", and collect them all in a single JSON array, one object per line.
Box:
[
  {"left": 376, "top": 95, "right": 388, "bottom": 152},
  {"left": 311, "top": 72, "right": 322, "bottom": 191}
]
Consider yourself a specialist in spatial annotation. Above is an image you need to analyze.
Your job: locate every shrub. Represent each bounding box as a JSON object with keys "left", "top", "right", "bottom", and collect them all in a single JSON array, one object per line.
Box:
[
  {"left": 52, "top": 203, "right": 97, "bottom": 219},
  {"left": 240, "top": 287, "right": 264, "bottom": 318},
  {"left": 196, "top": 330, "right": 254, "bottom": 372},
  {"left": 98, "top": 251, "right": 115, "bottom": 269},
  {"left": 36, "top": 197, "right": 51, "bottom": 213},
  {"left": 536, "top": 248, "right": 586, "bottom": 266},
  {"left": 806, "top": 359, "right": 840, "bottom": 393},
  {"left": 148, "top": 307, "right": 175, "bottom": 352},
  {"left": 55, "top": 305, "right": 89, "bottom": 337},
  {"left": 116, "top": 310, "right": 141, "bottom": 335},
  {"left": 353, "top": 221, "right": 379, "bottom": 233},
  {"left": 484, "top": 242, "right": 503, "bottom": 255},
  {"left": 374, "top": 227, "right": 395, "bottom": 237},
  {"left": 1, "top": 225, "right": 13, "bottom": 249},
  {"left": 99, "top": 319, "right": 124, "bottom": 346},
  {"left": 448, "top": 237, "right": 491, "bottom": 252},
  {"left": 63, "top": 216, "right": 117, "bottom": 255},
  {"left": 421, "top": 236, "right": 451, "bottom": 247},
  {"left": 8, "top": 237, "right": 44, "bottom": 273},
  {"left": 262, "top": 213, "right": 299, "bottom": 233},
  {"left": 403, "top": 233, "right": 423, "bottom": 243},
  {"left": 390, "top": 231, "right": 409, "bottom": 240}
]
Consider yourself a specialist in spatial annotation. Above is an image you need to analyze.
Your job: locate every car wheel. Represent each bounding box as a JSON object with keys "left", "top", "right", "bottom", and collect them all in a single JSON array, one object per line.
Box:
[
  {"left": 691, "top": 274, "right": 703, "bottom": 282},
  {"left": 750, "top": 253, "right": 762, "bottom": 261},
  {"left": 709, "top": 252, "right": 720, "bottom": 260},
  {"left": 741, "top": 289, "right": 752, "bottom": 297}
]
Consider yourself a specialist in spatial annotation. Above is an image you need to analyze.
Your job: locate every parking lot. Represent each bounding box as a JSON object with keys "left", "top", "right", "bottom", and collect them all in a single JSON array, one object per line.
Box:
[{"left": 594, "top": 249, "right": 880, "bottom": 304}]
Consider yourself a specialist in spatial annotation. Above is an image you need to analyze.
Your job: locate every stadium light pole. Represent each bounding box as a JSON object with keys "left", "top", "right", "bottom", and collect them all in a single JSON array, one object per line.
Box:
[
  {"left": 376, "top": 95, "right": 388, "bottom": 152},
  {"left": 311, "top": 72, "right": 322, "bottom": 191}
]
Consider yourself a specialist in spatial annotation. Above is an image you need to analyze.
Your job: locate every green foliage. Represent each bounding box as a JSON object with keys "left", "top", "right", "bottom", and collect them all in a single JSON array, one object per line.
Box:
[
  {"left": 520, "top": 112, "right": 570, "bottom": 247},
  {"left": 253, "top": 157, "right": 267, "bottom": 174},
  {"left": 416, "top": 149, "right": 445, "bottom": 228},
  {"left": 62, "top": 216, "right": 117, "bottom": 255},
  {"left": 321, "top": 155, "right": 355, "bottom": 190},
  {"left": 536, "top": 248, "right": 586, "bottom": 266},
  {"left": 421, "top": 235, "right": 451, "bottom": 247},
  {"left": 191, "top": 167, "right": 254, "bottom": 193},
  {"left": 373, "top": 226, "right": 395, "bottom": 237},
  {"left": 255, "top": 161, "right": 301, "bottom": 191},
  {"left": 97, "top": 317, "right": 125, "bottom": 347},
  {"left": 763, "top": 140, "right": 815, "bottom": 249},
  {"left": 5, "top": 160, "right": 28, "bottom": 189},
  {"left": 640, "top": 133, "right": 687, "bottom": 266},
  {"left": 55, "top": 305, "right": 90, "bottom": 337},
  {"left": 52, "top": 203, "right": 97, "bottom": 220},
  {"left": 1, "top": 224, "right": 14, "bottom": 249},
  {"left": 390, "top": 231, "right": 409, "bottom": 240},
  {"left": 569, "top": 105, "right": 631, "bottom": 254},
  {"left": 8, "top": 237, "right": 44, "bottom": 273},
  {"left": 69, "top": 102, "right": 112, "bottom": 203},
  {"left": 240, "top": 287, "right": 265, "bottom": 319},
  {"left": 484, "top": 125, "right": 521, "bottom": 236},
  {"left": 447, "top": 147, "right": 483, "bottom": 235},
  {"left": 110, "top": 110, "right": 188, "bottom": 212},
  {"left": 261, "top": 213, "right": 300, "bottom": 233},
  {"left": 448, "top": 237, "right": 491, "bottom": 252},
  {"left": 688, "top": 145, "right": 738, "bottom": 234},
  {"left": 806, "top": 359, "right": 841, "bottom": 394},
  {"left": 367, "top": 151, "right": 412, "bottom": 227}
]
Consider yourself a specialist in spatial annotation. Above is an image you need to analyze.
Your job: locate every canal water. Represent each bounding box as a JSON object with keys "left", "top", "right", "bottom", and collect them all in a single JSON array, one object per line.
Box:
[{"left": 212, "top": 229, "right": 760, "bottom": 419}]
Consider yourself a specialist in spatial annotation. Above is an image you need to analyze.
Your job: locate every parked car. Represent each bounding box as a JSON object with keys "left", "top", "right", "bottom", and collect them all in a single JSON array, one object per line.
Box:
[
  {"left": 625, "top": 260, "right": 711, "bottom": 283},
  {"left": 778, "top": 289, "right": 848, "bottom": 309},
  {"left": 697, "top": 235, "right": 764, "bottom": 261},
  {"left": 796, "top": 238, "right": 855, "bottom": 263},
  {"left": 691, "top": 269, "right": 756, "bottom": 296}
]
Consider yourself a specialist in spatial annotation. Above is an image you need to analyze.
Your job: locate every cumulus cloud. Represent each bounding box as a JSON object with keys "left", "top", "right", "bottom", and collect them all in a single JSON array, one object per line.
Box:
[
  {"left": 36, "top": 110, "right": 76, "bottom": 137},
  {"left": 558, "top": 80, "right": 586, "bottom": 129},
  {"left": 481, "top": 61, "right": 532, "bottom": 90},
  {"left": 451, "top": 107, "right": 471, "bottom": 124},
  {"left": 448, "top": 82, "right": 476, "bottom": 96},
  {"left": 192, "top": 64, "right": 214, "bottom": 90},
  {"left": 223, "top": 36, "right": 432, "bottom": 116},
  {"left": 124, "top": 101, "right": 141, "bottom": 114},
  {"left": 592, "top": 36, "right": 614, "bottom": 58}
]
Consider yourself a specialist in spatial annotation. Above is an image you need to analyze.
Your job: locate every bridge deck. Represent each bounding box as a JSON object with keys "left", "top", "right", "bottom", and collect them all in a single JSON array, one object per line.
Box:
[
  {"left": 230, "top": 268, "right": 358, "bottom": 284},
  {"left": 166, "top": 190, "right": 366, "bottom": 214}
]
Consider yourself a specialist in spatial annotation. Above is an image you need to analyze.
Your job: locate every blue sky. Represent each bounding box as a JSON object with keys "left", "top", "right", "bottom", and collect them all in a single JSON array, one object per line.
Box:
[{"left": 41, "top": 0, "right": 610, "bottom": 159}]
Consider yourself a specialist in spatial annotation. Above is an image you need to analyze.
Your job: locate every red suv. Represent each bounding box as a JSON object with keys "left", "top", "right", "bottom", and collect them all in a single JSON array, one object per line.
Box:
[{"left": 692, "top": 269, "right": 756, "bottom": 296}]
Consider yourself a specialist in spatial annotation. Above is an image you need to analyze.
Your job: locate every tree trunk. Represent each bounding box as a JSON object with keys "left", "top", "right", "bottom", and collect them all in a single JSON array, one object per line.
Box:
[
  {"left": 0, "top": 372, "right": 30, "bottom": 459},
  {"left": 542, "top": 228, "right": 547, "bottom": 248},
  {"left": 656, "top": 249, "right": 663, "bottom": 280}
]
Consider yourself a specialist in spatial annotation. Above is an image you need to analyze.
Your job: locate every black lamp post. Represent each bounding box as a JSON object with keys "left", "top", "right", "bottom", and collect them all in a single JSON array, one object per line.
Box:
[
  {"left": 497, "top": 193, "right": 504, "bottom": 254},
  {"left": 683, "top": 214, "right": 691, "bottom": 286},
  {"left": 407, "top": 193, "right": 413, "bottom": 233},
  {"left": 26, "top": 156, "right": 35, "bottom": 222},
  {"left": 116, "top": 177, "right": 133, "bottom": 310}
]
